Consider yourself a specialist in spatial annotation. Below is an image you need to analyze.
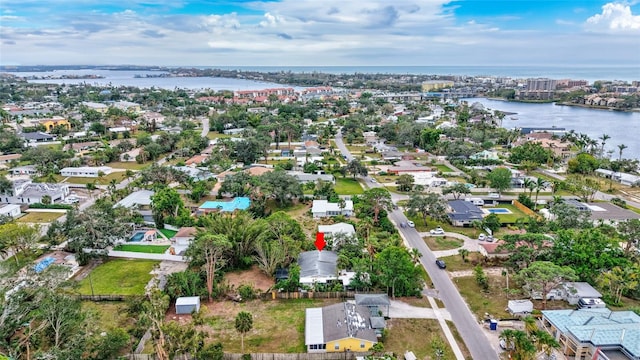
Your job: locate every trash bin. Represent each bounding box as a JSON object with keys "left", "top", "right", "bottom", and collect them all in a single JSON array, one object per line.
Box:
[{"left": 489, "top": 319, "right": 498, "bottom": 331}]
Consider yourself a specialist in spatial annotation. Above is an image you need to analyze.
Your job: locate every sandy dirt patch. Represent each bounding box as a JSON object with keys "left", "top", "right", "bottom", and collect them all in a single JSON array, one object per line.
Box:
[{"left": 222, "top": 265, "right": 275, "bottom": 292}]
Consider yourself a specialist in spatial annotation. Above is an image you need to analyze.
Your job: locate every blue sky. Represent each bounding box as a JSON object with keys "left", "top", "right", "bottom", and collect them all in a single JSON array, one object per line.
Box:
[{"left": 1, "top": 0, "right": 639, "bottom": 66}]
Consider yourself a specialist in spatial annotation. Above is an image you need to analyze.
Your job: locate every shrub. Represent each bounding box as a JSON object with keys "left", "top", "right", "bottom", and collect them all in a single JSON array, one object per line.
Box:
[
  {"left": 238, "top": 284, "right": 257, "bottom": 301},
  {"left": 29, "top": 203, "right": 73, "bottom": 210}
]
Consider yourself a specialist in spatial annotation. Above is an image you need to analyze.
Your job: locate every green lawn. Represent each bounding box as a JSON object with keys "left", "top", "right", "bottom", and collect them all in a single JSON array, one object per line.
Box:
[
  {"left": 16, "top": 212, "right": 62, "bottom": 223},
  {"left": 435, "top": 164, "right": 454, "bottom": 173},
  {"left": 159, "top": 229, "right": 177, "bottom": 239},
  {"left": 334, "top": 177, "right": 364, "bottom": 195},
  {"left": 107, "top": 161, "right": 149, "bottom": 170},
  {"left": 493, "top": 204, "right": 529, "bottom": 223},
  {"left": 424, "top": 236, "right": 464, "bottom": 251},
  {"left": 63, "top": 172, "right": 127, "bottom": 185},
  {"left": 77, "top": 259, "right": 159, "bottom": 295},
  {"left": 206, "top": 132, "right": 231, "bottom": 140},
  {"left": 112, "top": 244, "right": 170, "bottom": 254}
]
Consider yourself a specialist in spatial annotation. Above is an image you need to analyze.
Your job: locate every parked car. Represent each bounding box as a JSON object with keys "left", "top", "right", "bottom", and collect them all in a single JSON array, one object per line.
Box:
[
  {"left": 478, "top": 233, "right": 486, "bottom": 241},
  {"left": 435, "top": 259, "right": 446, "bottom": 269},
  {"left": 430, "top": 227, "right": 445, "bottom": 235},
  {"left": 400, "top": 222, "right": 406, "bottom": 228},
  {"left": 486, "top": 235, "right": 494, "bottom": 242},
  {"left": 407, "top": 220, "right": 415, "bottom": 228},
  {"left": 488, "top": 193, "right": 501, "bottom": 198},
  {"left": 370, "top": 178, "right": 377, "bottom": 183}
]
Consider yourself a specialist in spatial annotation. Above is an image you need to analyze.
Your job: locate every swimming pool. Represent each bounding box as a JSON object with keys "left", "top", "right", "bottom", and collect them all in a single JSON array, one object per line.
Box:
[
  {"left": 130, "top": 232, "right": 145, "bottom": 242},
  {"left": 34, "top": 257, "right": 55, "bottom": 273},
  {"left": 486, "top": 208, "right": 512, "bottom": 214},
  {"left": 199, "top": 197, "right": 251, "bottom": 211}
]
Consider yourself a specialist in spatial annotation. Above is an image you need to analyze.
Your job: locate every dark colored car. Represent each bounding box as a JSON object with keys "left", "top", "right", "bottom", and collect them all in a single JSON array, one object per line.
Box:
[{"left": 435, "top": 259, "right": 446, "bottom": 269}]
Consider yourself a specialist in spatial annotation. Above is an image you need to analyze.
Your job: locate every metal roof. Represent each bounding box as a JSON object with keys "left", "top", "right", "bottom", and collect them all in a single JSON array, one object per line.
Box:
[
  {"left": 355, "top": 294, "right": 390, "bottom": 307},
  {"left": 175, "top": 296, "right": 200, "bottom": 306},
  {"left": 305, "top": 308, "right": 324, "bottom": 345},
  {"left": 298, "top": 251, "right": 338, "bottom": 278},
  {"left": 116, "top": 190, "right": 154, "bottom": 208}
]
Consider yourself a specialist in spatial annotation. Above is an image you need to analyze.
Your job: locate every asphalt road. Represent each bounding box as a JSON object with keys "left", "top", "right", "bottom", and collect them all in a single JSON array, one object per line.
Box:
[{"left": 334, "top": 134, "right": 499, "bottom": 359}]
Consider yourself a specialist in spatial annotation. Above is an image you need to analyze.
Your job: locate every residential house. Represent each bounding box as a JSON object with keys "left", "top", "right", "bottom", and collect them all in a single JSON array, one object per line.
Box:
[
  {"left": 245, "top": 165, "right": 274, "bottom": 177},
  {"left": 20, "top": 132, "right": 54, "bottom": 143},
  {"left": 355, "top": 293, "right": 390, "bottom": 319},
  {"left": 185, "top": 155, "right": 209, "bottom": 166},
  {"left": 115, "top": 190, "right": 154, "bottom": 209},
  {"left": 470, "top": 150, "right": 499, "bottom": 161},
  {"left": 298, "top": 250, "right": 339, "bottom": 285},
  {"left": 446, "top": 200, "right": 484, "bottom": 227},
  {"left": 541, "top": 308, "right": 640, "bottom": 360},
  {"left": 172, "top": 227, "right": 197, "bottom": 255},
  {"left": 1, "top": 180, "right": 69, "bottom": 204},
  {"left": 172, "top": 166, "right": 215, "bottom": 181},
  {"left": 112, "top": 101, "right": 141, "bottom": 112},
  {"left": 10, "top": 165, "right": 37, "bottom": 176},
  {"left": 311, "top": 200, "right": 354, "bottom": 218},
  {"left": 564, "top": 199, "right": 591, "bottom": 212},
  {"left": 318, "top": 223, "right": 356, "bottom": 248},
  {"left": 63, "top": 141, "right": 102, "bottom": 153},
  {"left": 223, "top": 128, "right": 245, "bottom": 136},
  {"left": 0, "top": 154, "right": 22, "bottom": 165},
  {"left": 584, "top": 202, "right": 640, "bottom": 224},
  {"left": 60, "top": 166, "right": 113, "bottom": 178},
  {"left": 82, "top": 101, "right": 108, "bottom": 113},
  {"left": 120, "top": 148, "right": 141, "bottom": 162},
  {"left": 527, "top": 282, "right": 602, "bottom": 305},
  {"left": 595, "top": 169, "right": 640, "bottom": 187},
  {"left": 363, "top": 131, "right": 378, "bottom": 145},
  {"left": 38, "top": 117, "right": 70, "bottom": 133},
  {"left": 140, "top": 111, "right": 165, "bottom": 126},
  {"left": 289, "top": 172, "right": 335, "bottom": 184},
  {"left": 387, "top": 160, "right": 433, "bottom": 175},
  {"left": 0, "top": 204, "right": 21, "bottom": 218},
  {"left": 305, "top": 302, "right": 378, "bottom": 353}
]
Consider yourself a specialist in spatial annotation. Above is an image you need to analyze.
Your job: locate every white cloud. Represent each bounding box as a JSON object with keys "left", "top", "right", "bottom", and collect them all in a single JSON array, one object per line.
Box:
[{"left": 585, "top": 2, "right": 640, "bottom": 32}]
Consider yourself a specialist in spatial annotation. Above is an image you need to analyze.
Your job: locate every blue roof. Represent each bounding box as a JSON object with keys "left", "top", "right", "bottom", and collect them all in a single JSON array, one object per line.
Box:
[{"left": 542, "top": 309, "right": 640, "bottom": 357}]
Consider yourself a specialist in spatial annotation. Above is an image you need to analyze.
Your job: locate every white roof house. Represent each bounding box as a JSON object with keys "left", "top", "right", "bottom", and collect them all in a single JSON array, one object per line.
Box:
[
  {"left": 318, "top": 223, "right": 356, "bottom": 237},
  {"left": 116, "top": 190, "right": 154, "bottom": 208},
  {"left": 0, "top": 204, "right": 21, "bottom": 218},
  {"left": 311, "top": 200, "right": 353, "bottom": 218},
  {"left": 60, "top": 166, "right": 112, "bottom": 178}
]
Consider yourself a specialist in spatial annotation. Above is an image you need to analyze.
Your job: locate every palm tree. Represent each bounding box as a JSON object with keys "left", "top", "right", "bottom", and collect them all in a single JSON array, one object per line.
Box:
[
  {"left": 235, "top": 311, "right": 253, "bottom": 353},
  {"left": 617, "top": 144, "right": 627, "bottom": 162},
  {"left": 599, "top": 134, "right": 610, "bottom": 158},
  {"left": 522, "top": 316, "right": 538, "bottom": 335},
  {"left": 533, "top": 178, "right": 547, "bottom": 210},
  {"left": 458, "top": 248, "right": 469, "bottom": 262}
]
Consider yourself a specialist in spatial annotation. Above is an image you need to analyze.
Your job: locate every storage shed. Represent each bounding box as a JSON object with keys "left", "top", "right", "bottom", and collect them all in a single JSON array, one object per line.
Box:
[{"left": 175, "top": 296, "right": 201, "bottom": 315}]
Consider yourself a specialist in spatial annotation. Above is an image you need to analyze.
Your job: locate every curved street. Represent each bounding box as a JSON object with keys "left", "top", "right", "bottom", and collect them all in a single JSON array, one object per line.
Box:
[{"left": 334, "top": 134, "right": 499, "bottom": 360}]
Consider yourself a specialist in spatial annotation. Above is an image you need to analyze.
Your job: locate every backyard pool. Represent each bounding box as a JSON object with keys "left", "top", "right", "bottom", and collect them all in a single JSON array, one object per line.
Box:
[
  {"left": 130, "top": 232, "right": 145, "bottom": 242},
  {"left": 34, "top": 257, "right": 55, "bottom": 273},
  {"left": 486, "top": 208, "right": 512, "bottom": 214},
  {"left": 199, "top": 197, "right": 251, "bottom": 212}
]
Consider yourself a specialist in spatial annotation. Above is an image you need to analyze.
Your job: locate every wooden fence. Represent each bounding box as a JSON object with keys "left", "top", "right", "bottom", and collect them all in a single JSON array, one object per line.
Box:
[
  {"left": 224, "top": 352, "right": 372, "bottom": 360},
  {"left": 260, "top": 291, "right": 379, "bottom": 300},
  {"left": 511, "top": 199, "right": 540, "bottom": 218}
]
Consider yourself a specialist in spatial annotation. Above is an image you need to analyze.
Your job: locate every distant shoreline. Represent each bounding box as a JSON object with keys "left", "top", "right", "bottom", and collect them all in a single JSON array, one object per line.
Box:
[{"left": 481, "top": 97, "right": 639, "bottom": 113}]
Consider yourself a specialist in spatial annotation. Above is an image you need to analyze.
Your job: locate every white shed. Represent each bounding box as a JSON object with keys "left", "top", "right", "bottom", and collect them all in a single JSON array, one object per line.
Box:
[
  {"left": 507, "top": 300, "right": 533, "bottom": 315},
  {"left": 0, "top": 204, "right": 21, "bottom": 218},
  {"left": 175, "top": 296, "right": 201, "bottom": 315}
]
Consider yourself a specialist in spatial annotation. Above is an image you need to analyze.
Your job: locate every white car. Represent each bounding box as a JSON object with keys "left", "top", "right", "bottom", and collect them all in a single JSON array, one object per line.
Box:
[
  {"left": 406, "top": 220, "right": 415, "bottom": 228},
  {"left": 430, "top": 227, "right": 445, "bottom": 235},
  {"left": 478, "top": 233, "right": 486, "bottom": 241}
]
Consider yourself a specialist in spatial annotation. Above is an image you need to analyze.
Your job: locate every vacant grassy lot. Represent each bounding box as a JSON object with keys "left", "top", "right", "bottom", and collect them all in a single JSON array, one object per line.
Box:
[
  {"left": 77, "top": 259, "right": 159, "bottom": 295},
  {"left": 334, "top": 177, "right": 364, "bottom": 195},
  {"left": 455, "top": 276, "right": 511, "bottom": 320},
  {"left": 202, "top": 298, "right": 340, "bottom": 353},
  {"left": 16, "top": 212, "right": 62, "bottom": 223},
  {"left": 439, "top": 252, "right": 488, "bottom": 272},
  {"left": 424, "top": 236, "right": 464, "bottom": 251},
  {"left": 206, "top": 132, "right": 231, "bottom": 140},
  {"left": 82, "top": 301, "right": 133, "bottom": 332},
  {"left": 385, "top": 319, "right": 467, "bottom": 360},
  {"left": 113, "top": 244, "right": 170, "bottom": 254}
]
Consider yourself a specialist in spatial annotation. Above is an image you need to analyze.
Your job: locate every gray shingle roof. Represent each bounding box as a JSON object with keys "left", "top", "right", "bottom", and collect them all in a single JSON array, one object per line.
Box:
[{"left": 355, "top": 294, "right": 390, "bottom": 307}]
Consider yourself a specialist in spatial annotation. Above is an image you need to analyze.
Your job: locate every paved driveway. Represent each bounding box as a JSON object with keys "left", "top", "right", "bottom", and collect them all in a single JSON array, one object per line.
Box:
[{"left": 389, "top": 300, "right": 452, "bottom": 321}]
